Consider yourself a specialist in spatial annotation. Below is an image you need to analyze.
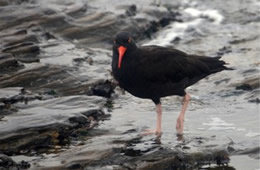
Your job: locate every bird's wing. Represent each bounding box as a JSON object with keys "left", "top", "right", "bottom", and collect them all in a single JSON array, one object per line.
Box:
[{"left": 136, "top": 46, "right": 211, "bottom": 83}]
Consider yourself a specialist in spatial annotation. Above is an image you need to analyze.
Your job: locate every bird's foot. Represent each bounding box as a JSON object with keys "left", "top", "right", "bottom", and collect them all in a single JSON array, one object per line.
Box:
[{"left": 142, "top": 129, "right": 162, "bottom": 136}]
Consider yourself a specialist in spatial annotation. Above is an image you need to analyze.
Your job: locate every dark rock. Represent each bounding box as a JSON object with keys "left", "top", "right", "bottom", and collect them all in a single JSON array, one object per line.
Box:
[
  {"left": 42, "top": 32, "right": 56, "bottom": 40},
  {"left": 0, "top": 125, "right": 69, "bottom": 155},
  {"left": 143, "top": 21, "right": 160, "bottom": 39},
  {"left": 17, "top": 160, "right": 30, "bottom": 169},
  {"left": 234, "top": 77, "right": 260, "bottom": 91},
  {"left": 248, "top": 98, "right": 260, "bottom": 104},
  {"left": 16, "top": 55, "right": 40, "bottom": 63},
  {"left": 88, "top": 80, "right": 115, "bottom": 98},
  {"left": 69, "top": 115, "right": 89, "bottom": 126},
  {"left": 84, "top": 146, "right": 230, "bottom": 170},
  {"left": 159, "top": 11, "right": 180, "bottom": 27},
  {"left": 216, "top": 46, "right": 232, "bottom": 57},
  {"left": 2, "top": 42, "right": 37, "bottom": 53},
  {"left": 229, "top": 35, "right": 259, "bottom": 44},
  {"left": 73, "top": 56, "right": 93, "bottom": 66},
  {"left": 0, "top": 53, "right": 13, "bottom": 59},
  {"left": 170, "top": 36, "right": 181, "bottom": 44},
  {"left": 159, "top": 17, "right": 171, "bottom": 27},
  {"left": 81, "top": 109, "right": 110, "bottom": 121},
  {"left": 12, "top": 29, "right": 28, "bottom": 36},
  {"left": 1, "top": 42, "right": 40, "bottom": 63},
  {"left": 0, "top": 65, "right": 94, "bottom": 96},
  {"left": 0, "top": 65, "right": 68, "bottom": 88},
  {"left": 122, "top": 129, "right": 137, "bottom": 134},
  {"left": 0, "top": 53, "right": 20, "bottom": 72},
  {"left": 0, "top": 88, "right": 42, "bottom": 106},
  {"left": 3, "top": 44, "right": 40, "bottom": 56},
  {"left": 236, "top": 84, "right": 253, "bottom": 91},
  {"left": 123, "top": 148, "right": 142, "bottom": 157},
  {"left": 65, "top": 163, "right": 82, "bottom": 169},
  {"left": 242, "top": 68, "right": 258, "bottom": 74},
  {"left": 125, "top": 5, "right": 137, "bottom": 17},
  {"left": 0, "top": 0, "right": 8, "bottom": 6},
  {"left": 3, "top": 34, "right": 39, "bottom": 47},
  {"left": 0, "top": 154, "right": 17, "bottom": 169},
  {"left": 66, "top": 4, "right": 88, "bottom": 18},
  {"left": 0, "top": 103, "right": 5, "bottom": 110},
  {"left": 215, "top": 78, "right": 231, "bottom": 85}
]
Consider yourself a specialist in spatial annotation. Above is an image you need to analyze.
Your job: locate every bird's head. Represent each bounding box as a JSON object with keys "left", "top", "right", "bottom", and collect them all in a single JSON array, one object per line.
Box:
[{"left": 113, "top": 32, "right": 137, "bottom": 69}]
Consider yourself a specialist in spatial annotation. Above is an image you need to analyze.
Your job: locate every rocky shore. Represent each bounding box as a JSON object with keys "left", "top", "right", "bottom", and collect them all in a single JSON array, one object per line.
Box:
[{"left": 0, "top": 0, "right": 259, "bottom": 169}]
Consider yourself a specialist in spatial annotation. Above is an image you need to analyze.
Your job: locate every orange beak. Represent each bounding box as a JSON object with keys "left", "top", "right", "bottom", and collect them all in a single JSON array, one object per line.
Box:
[{"left": 118, "top": 46, "right": 127, "bottom": 69}]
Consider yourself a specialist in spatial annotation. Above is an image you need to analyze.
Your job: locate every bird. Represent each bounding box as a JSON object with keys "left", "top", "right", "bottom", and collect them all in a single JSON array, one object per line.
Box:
[{"left": 112, "top": 32, "right": 231, "bottom": 135}]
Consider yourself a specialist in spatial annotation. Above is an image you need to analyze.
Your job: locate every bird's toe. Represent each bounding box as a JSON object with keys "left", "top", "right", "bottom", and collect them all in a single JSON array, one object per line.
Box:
[{"left": 142, "top": 129, "right": 162, "bottom": 136}]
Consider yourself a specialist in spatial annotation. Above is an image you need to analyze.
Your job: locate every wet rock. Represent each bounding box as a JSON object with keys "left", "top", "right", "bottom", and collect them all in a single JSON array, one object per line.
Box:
[
  {"left": 216, "top": 46, "right": 232, "bottom": 57},
  {"left": 66, "top": 4, "right": 88, "bottom": 18},
  {"left": 81, "top": 109, "right": 110, "bottom": 121},
  {"left": 0, "top": 0, "right": 8, "bottom": 6},
  {"left": 0, "top": 65, "right": 69, "bottom": 88},
  {"left": 42, "top": 32, "right": 56, "bottom": 40},
  {"left": 17, "top": 160, "right": 30, "bottom": 169},
  {"left": 0, "top": 0, "right": 182, "bottom": 50},
  {"left": 143, "top": 12, "right": 181, "bottom": 39},
  {"left": 1, "top": 40, "right": 40, "bottom": 64},
  {"left": 248, "top": 98, "right": 260, "bottom": 104},
  {"left": 215, "top": 78, "right": 231, "bottom": 85},
  {"left": 82, "top": 146, "right": 230, "bottom": 170},
  {"left": 3, "top": 34, "right": 39, "bottom": 47},
  {"left": 15, "top": 55, "right": 40, "bottom": 63},
  {"left": 0, "top": 154, "right": 17, "bottom": 169},
  {"left": 65, "top": 163, "right": 82, "bottom": 169},
  {"left": 88, "top": 80, "right": 115, "bottom": 98},
  {"left": 123, "top": 148, "right": 142, "bottom": 157},
  {"left": 159, "top": 11, "right": 181, "bottom": 27},
  {"left": 2, "top": 43, "right": 40, "bottom": 55},
  {"left": 229, "top": 35, "right": 259, "bottom": 44},
  {"left": 69, "top": 115, "right": 90, "bottom": 127},
  {"left": 0, "top": 95, "right": 106, "bottom": 155},
  {"left": 235, "top": 77, "right": 260, "bottom": 91},
  {"left": 0, "top": 103, "right": 5, "bottom": 110},
  {"left": 236, "top": 84, "right": 253, "bottom": 91},
  {"left": 125, "top": 5, "right": 137, "bottom": 17},
  {"left": 0, "top": 64, "right": 105, "bottom": 96},
  {"left": 0, "top": 53, "right": 20, "bottom": 73},
  {"left": 0, "top": 88, "right": 42, "bottom": 107}
]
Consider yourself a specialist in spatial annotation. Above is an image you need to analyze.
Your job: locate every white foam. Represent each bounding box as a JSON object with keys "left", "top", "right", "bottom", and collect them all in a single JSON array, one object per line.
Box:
[
  {"left": 143, "top": 7, "right": 224, "bottom": 47},
  {"left": 143, "top": 19, "right": 203, "bottom": 46},
  {"left": 203, "top": 117, "right": 235, "bottom": 131},
  {"left": 245, "top": 132, "right": 260, "bottom": 137},
  {"left": 184, "top": 8, "right": 224, "bottom": 24},
  {"left": 203, "top": 117, "right": 234, "bottom": 126}
]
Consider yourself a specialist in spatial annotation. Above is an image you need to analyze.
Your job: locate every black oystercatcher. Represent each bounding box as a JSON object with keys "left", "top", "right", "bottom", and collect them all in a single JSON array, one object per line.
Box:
[{"left": 112, "top": 32, "right": 231, "bottom": 135}]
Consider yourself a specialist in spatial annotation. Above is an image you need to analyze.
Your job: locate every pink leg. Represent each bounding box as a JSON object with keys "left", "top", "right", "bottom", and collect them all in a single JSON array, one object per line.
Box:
[
  {"left": 155, "top": 104, "right": 162, "bottom": 134},
  {"left": 143, "top": 104, "right": 162, "bottom": 135},
  {"left": 176, "top": 93, "right": 190, "bottom": 135}
]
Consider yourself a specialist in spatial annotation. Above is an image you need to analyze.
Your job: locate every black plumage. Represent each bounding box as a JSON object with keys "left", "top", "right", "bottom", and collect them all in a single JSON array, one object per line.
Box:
[{"left": 112, "top": 32, "right": 231, "bottom": 134}]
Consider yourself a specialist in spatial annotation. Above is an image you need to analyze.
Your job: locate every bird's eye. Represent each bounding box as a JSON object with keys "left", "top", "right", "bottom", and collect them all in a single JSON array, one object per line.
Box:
[
  {"left": 114, "top": 40, "right": 116, "bottom": 44},
  {"left": 128, "top": 38, "right": 131, "bottom": 43}
]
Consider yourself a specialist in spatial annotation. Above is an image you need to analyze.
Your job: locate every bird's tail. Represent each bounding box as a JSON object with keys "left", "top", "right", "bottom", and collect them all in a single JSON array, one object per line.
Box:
[
  {"left": 198, "top": 56, "right": 234, "bottom": 74},
  {"left": 211, "top": 56, "right": 234, "bottom": 73}
]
